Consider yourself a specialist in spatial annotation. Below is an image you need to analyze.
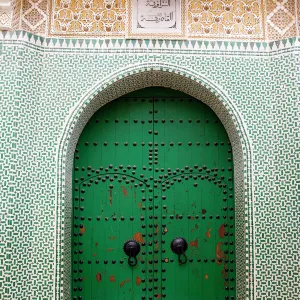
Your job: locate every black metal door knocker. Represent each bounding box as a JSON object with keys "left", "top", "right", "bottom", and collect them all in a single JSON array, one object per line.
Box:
[
  {"left": 123, "top": 240, "right": 141, "bottom": 266},
  {"left": 171, "top": 237, "right": 188, "bottom": 265}
]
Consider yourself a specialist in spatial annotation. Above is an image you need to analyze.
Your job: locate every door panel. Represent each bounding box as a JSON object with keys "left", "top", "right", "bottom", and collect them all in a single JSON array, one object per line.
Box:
[
  {"left": 153, "top": 97, "right": 235, "bottom": 299},
  {"left": 73, "top": 97, "right": 154, "bottom": 300},
  {"left": 72, "top": 88, "right": 236, "bottom": 300}
]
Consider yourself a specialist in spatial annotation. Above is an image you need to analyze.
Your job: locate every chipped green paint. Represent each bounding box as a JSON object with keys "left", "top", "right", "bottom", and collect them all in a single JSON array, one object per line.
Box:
[{"left": 72, "top": 87, "right": 235, "bottom": 299}]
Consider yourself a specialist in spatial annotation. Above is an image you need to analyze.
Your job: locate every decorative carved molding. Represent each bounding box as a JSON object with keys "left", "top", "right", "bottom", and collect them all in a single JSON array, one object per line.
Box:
[
  {"left": 0, "top": 0, "right": 12, "bottom": 30},
  {"left": 1, "top": 0, "right": 300, "bottom": 40}
]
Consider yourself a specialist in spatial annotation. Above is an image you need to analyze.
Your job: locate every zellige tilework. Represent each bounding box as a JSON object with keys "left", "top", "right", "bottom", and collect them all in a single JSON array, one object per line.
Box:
[{"left": 0, "top": 31, "right": 299, "bottom": 300}]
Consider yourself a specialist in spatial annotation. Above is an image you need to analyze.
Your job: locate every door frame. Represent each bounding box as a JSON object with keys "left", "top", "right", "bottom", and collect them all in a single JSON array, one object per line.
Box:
[{"left": 56, "top": 63, "right": 254, "bottom": 300}]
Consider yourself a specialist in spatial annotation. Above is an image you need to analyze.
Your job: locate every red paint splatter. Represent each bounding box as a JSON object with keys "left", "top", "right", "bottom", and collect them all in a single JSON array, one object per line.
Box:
[
  {"left": 202, "top": 209, "right": 207, "bottom": 214},
  {"left": 195, "top": 224, "right": 199, "bottom": 229},
  {"left": 95, "top": 242, "right": 99, "bottom": 247},
  {"left": 219, "top": 224, "right": 225, "bottom": 238},
  {"left": 216, "top": 242, "right": 224, "bottom": 265},
  {"left": 190, "top": 238, "right": 198, "bottom": 248},
  {"left": 80, "top": 225, "right": 85, "bottom": 235},
  {"left": 206, "top": 228, "right": 212, "bottom": 238},
  {"left": 96, "top": 273, "right": 101, "bottom": 282},
  {"left": 156, "top": 294, "right": 161, "bottom": 299},
  {"left": 109, "top": 275, "right": 116, "bottom": 282},
  {"left": 222, "top": 265, "right": 228, "bottom": 278},
  {"left": 122, "top": 186, "right": 128, "bottom": 197},
  {"left": 120, "top": 278, "right": 130, "bottom": 288},
  {"left": 136, "top": 276, "right": 142, "bottom": 286},
  {"left": 106, "top": 248, "right": 114, "bottom": 252},
  {"left": 133, "top": 232, "right": 144, "bottom": 243},
  {"left": 109, "top": 236, "right": 117, "bottom": 240},
  {"left": 108, "top": 190, "right": 113, "bottom": 206}
]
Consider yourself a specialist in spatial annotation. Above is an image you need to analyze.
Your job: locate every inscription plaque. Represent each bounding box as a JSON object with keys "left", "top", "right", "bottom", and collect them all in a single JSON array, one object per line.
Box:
[{"left": 126, "top": 0, "right": 186, "bottom": 39}]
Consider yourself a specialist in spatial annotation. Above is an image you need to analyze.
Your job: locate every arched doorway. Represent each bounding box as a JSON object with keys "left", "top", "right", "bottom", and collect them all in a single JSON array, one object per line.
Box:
[{"left": 72, "top": 87, "right": 236, "bottom": 299}]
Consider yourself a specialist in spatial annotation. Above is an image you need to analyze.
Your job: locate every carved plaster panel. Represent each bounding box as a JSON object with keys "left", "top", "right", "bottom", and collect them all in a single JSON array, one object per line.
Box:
[
  {"left": 188, "top": 0, "right": 265, "bottom": 39},
  {"left": 49, "top": 0, "right": 127, "bottom": 37},
  {"left": 266, "top": 0, "right": 297, "bottom": 40},
  {"left": 2, "top": 0, "right": 300, "bottom": 40},
  {"left": 21, "top": 0, "right": 48, "bottom": 35},
  {"left": 49, "top": 0, "right": 266, "bottom": 39},
  {"left": 0, "top": 0, "right": 12, "bottom": 29},
  {"left": 296, "top": 0, "right": 300, "bottom": 35},
  {"left": 11, "top": 0, "right": 21, "bottom": 29}
]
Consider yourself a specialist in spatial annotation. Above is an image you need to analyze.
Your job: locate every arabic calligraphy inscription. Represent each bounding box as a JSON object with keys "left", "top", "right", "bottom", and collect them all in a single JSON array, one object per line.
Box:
[{"left": 127, "top": 0, "right": 186, "bottom": 38}]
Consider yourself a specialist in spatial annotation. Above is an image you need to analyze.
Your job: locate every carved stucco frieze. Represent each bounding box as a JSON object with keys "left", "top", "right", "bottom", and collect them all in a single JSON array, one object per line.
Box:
[{"left": 1, "top": 0, "right": 300, "bottom": 41}]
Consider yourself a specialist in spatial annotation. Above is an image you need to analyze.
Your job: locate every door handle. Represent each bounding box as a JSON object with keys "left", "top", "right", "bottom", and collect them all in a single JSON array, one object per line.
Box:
[
  {"left": 123, "top": 240, "right": 141, "bottom": 266},
  {"left": 171, "top": 237, "right": 188, "bottom": 265}
]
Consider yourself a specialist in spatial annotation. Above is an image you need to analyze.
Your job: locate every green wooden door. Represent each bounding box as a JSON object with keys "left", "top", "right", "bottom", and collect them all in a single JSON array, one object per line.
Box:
[{"left": 72, "top": 88, "right": 236, "bottom": 300}]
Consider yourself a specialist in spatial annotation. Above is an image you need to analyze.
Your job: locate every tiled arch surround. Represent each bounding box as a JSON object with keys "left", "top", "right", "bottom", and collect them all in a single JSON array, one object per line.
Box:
[{"left": 58, "top": 65, "right": 253, "bottom": 299}]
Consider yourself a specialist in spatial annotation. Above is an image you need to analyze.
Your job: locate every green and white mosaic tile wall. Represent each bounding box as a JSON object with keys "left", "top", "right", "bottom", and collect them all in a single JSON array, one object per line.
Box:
[{"left": 0, "top": 31, "right": 299, "bottom": 299}]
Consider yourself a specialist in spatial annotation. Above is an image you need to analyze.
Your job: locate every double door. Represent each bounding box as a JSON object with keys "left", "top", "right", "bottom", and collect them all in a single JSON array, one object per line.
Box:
[{"left": 72, "top": 88, "right": 236, "bottom": 300}]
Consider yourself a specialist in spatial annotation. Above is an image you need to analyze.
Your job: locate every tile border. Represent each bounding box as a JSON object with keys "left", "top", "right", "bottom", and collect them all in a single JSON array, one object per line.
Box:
[{"left": 0, "top": 30, "right": 299, "bottom": 55}]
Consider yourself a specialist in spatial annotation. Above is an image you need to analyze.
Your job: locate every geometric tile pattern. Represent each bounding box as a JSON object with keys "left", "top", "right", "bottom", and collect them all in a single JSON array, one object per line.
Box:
[
  {"left": 266, "top": 0, "right": 298, "bottom": 40},
  {"left": 0, "top": 31, "right": 299, "bottom": 300}
]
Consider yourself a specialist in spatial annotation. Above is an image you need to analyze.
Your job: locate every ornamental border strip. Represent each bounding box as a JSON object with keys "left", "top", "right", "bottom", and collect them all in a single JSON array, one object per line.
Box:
[{"left": 0, "top": 30, "right": 299, "bottom": 53}]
